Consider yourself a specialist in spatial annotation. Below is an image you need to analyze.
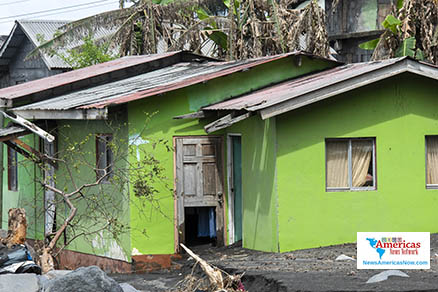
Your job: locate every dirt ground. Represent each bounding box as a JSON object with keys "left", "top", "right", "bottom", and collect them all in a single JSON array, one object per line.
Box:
[{"left": 111, "top": 234, "right": 438, "bottom": 292}]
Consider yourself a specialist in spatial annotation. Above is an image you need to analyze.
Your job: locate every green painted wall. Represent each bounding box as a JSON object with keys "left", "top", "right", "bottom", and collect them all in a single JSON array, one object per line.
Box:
[
  {"left": 275, "top": 73, "right": 438, "bottom": 252},
  {"left": 2, "top": 133, "right": 44, "bottom": 240},
  {"left": 128, "top": 55, "right": 335, "bottom": 255},
  {"left": 228, "top": 116, "right": 279, "bottom": 252},
  {"left": 56, "top": 115, "right": 131, "bottom": 261}
]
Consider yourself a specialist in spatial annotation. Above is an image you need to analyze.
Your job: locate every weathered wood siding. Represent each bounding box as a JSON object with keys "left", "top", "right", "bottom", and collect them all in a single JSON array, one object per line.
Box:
[
  {"left": 326, "top": 0, "right": 394, "bottom": 63},
  {"left": 0, "top": 38, "right": 64, "bottom": 88}
]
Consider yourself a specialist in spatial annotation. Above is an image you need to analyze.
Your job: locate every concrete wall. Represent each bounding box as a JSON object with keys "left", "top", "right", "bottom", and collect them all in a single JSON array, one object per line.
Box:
[
  {"left": 55, "top": 112, "right": 131, "bottom": 261},
  {"left": 275, "top": 73, "right": 438, "bottom": 251},
  {"left": 127, "top": 55, "right": 335, "bottom": 255},
  {"left": 228, "top": 116, "right": 279, "bottom": 252}
]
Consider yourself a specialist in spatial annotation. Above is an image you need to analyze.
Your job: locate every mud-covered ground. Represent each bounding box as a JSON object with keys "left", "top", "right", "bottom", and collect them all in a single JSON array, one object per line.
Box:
[{"left": 111, "top": 234, "right": 438, "bottom": 292}]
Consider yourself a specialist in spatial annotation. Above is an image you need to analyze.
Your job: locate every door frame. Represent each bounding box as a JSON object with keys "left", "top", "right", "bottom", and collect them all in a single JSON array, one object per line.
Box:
[
  {"left": 173, "top": 135, "right": 225, "bottom": 253},
  {"left": 226, "top": 133, "right": 241, "bottom": 245}
]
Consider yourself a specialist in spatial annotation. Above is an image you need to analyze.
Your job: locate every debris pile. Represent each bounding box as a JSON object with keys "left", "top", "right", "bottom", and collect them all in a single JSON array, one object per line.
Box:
[{"left": 172, "top": 244, "right": 245, "bottom": 292}]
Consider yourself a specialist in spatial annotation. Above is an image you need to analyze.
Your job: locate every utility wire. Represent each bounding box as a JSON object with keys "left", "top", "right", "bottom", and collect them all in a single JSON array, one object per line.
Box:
[
  {"left": 0, "top": 0, "right": 30, "bottom": 7},
  {"left": 0, "top": 0, "right": 114, "bottom": 21},
  {"left": 0, "top": 2, "right": 119, "bottom": 25}
]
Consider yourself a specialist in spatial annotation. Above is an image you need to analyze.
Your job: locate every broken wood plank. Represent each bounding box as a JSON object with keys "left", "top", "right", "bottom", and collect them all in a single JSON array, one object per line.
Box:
[
  {"left": 173, "top": 111, "right": 206, "bottom": 119},
  {"left": 204, "top": 112, "right": 251, "bottom": 133},
  {"left": 180, "top": 243, "right": 224, "bottom": 290},
  {"left": 2, "top": 111, "right": 55, "bottom": 142}
]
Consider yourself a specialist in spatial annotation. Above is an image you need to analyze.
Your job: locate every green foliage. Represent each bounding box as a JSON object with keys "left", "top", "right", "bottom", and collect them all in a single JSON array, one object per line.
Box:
[
  {"left": 37, "top": 33, "right": 118, "bottom": 70},
  {"left": 396, "top": 37, "right": 416, "bottom": 57},
  {"left": 58, "top": 35, "right": 118, "bottom": 69},
  {"left": 382, "top": 15, "right": 401, "bottom": 34},
  {"left": 359, "top": 38, "right": 380, "bottom": 50},
  {"left": 397, "top": 0, "right": 404, "bottom": 9}
]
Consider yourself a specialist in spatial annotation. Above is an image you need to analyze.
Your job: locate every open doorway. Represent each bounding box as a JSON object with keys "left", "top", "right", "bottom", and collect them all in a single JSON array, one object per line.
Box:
[
  {"left": 174, "top": 136, "right": 224, "bottom": 251},
  {"left": 184, "top": 207, "right": 217, "bottom": 246}
]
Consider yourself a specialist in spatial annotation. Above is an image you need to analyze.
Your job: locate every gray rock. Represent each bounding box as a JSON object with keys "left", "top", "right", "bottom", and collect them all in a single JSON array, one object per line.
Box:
[
  {"left": 119, "top": 283, "right": 140, "bottom": 292},
  {"left": 366, "top": 270, "right": 409, "bottom": 284},
  {"left": 44, "top": 266, "right": 123, "bottom": 292},
  {"left": 0, "top": 273, "right": 40, "bottom": 292},
  {"left": 335, "top": 254, "right": 356, "bottom": 261},
  {"left": 39, "top": 270, "right": 73, "bottom": 290}
]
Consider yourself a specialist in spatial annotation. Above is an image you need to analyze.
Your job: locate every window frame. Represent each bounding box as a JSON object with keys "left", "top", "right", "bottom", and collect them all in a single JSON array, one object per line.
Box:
[
  {"left": 425, "top": 135, "right": 438, "bottom": 189},
  {"left": 325, "top": 137, "right": 377, "bottom": 192},
  {"left": 96, "top": 133, "right": 114, "bottom": 183},
  {"left": 7, "top": 144, "right": 18, "bottom": 192}
]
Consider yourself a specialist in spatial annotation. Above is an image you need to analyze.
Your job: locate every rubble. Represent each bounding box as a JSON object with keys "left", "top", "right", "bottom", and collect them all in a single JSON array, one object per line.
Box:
[
  {"left": 175, "top": 244, "right": 245, "bottom": 292},
  {"left": 366, "top": 270, "right": 409, "bottom": 284},
  {"left": 43, "top": 266, "right": 123, "bottom": 292},
  {"left": 335, "top": 254, "right": 356, "bottom": 261}
]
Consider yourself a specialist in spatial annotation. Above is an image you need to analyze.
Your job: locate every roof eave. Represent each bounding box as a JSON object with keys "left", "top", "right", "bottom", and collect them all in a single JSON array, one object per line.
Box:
[
  {"left": 11, "top": 108, "right": 108, "bottom": 120},
  {"left": 259, "top": 58, "right": 436, "bottom": 120}
]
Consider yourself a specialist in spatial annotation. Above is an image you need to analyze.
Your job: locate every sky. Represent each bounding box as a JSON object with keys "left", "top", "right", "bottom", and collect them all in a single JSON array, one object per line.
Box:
[{"left": 0, "top": 0, "right": 121, "bottom": 36}]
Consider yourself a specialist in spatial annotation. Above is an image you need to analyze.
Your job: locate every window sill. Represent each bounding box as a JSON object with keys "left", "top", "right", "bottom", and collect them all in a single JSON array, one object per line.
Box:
[{"left": 326, "top": 187, "right": 376, "bottom": 192}]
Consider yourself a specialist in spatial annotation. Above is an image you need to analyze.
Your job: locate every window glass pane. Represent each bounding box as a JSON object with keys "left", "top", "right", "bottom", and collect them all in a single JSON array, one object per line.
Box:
[
  {"left": 351, "top": 140, "right": 373, "bottom": 187},
  {"left": 426, "top": 136, "right": 438, "bottom": 185},
  {"left": 326, "top": 141, "right": 349, "bottom": 188}
]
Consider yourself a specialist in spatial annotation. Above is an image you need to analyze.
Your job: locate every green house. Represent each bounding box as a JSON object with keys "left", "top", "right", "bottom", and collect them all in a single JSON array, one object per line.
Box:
[{"left": 1, "top": 52, "right": 436, "bottom": 271}]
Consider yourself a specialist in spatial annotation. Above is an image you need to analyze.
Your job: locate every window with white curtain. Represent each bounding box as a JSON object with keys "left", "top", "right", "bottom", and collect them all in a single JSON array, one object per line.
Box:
[
  {"left": 326, "top": 138, "right": 376, "bottom": 191},
  {"left": 426, "top": 136, "right": 438, "bottom": 188}
]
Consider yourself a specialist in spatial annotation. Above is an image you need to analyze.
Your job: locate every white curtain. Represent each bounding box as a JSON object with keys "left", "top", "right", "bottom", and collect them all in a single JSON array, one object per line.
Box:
[
  {"left": 327, "top": 141, "right": 348, "bottom": 188},
  {"left": 352, "top": 140, "right": 373, "bottom": 187},
  {"left": 427, "top": 136, "right": 438, "bottom": 184}
]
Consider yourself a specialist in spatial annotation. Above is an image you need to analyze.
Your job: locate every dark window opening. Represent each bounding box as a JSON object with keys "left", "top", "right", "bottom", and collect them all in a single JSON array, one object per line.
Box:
[
  {"left": 185, "top": 207, "right": 216, "bottom": 247},
  {"left": 96, "top": 134, "right": 113, "bottom": 182},
  {"left": 7, "top": 145, "right": 18, "bottom": 191}
]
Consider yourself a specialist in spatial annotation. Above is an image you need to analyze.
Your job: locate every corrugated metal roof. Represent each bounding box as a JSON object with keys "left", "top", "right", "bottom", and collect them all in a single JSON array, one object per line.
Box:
[
  {"left": 12, "top": 52, "right": 329, "bottom": 111},
  {"left": 0, "top": 51, "right": 183, "bottom": 101},
  {"left": 202, "top": 58, "right": 406, "bottom": 112},
  {"left": 0, "top": 20, "right": 117, "bottom": 70},
  {"left": 17, "top": 19, "right": 70, "bottom": 69},
  {"left": 0, "top": 125, "right": 27, "bottom": 139},
  {"left": 0, "top": 35, "right": 7, "bottom": 48},
  {"left": 18, "top": 19, "right": 116, "bottom": 69}
]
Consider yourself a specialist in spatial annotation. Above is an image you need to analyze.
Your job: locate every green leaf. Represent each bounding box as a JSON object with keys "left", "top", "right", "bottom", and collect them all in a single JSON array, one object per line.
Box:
[
  {"left": 397, "top": 0, "right": 404, "bottom": 9},
  {"left": 206, "top": 30, "right": 227, "bottom": 49},
  {"left": 396, "top": 37, "right": 416, "bottom": 57},
  {"left": 223, "top": 0, "right": 230, "bottom": 8},
  {"left": 359, "top": 38, "right": 380, "bottom": 50},
  {"left": 415, "top": 48, "right": 425, "bottom": 61},
  {"left": 382, "top": 15, "right": 401, "bottom": 34},
  {"left": 196, "top": 8, "right": 209, "bottom": 20}
]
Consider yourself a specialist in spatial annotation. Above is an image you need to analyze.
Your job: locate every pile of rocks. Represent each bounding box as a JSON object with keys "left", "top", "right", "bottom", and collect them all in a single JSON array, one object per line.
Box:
[{"left": 0, "top": 266, "right": 139, "bottom": 292}]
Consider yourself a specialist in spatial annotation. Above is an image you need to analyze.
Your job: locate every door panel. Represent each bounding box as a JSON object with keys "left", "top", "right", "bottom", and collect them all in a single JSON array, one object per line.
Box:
[
  {"left": 232, "top": 136, "right": 242, "bottom": 242},
  {"left": 175, "top": 137, "right": 224, "bottom": 247}
]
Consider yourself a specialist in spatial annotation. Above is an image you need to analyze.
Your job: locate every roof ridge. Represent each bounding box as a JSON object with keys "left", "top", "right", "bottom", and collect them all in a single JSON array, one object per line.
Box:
[{"left": 17, "top": 19, "right": 69, "bottom": 23}]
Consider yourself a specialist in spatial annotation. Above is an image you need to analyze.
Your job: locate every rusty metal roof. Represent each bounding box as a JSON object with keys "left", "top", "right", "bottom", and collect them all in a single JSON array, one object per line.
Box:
[
  {"left": 13, "top": 52, "right": 331, "bottom": 112},
  {"left": 203, "top": 57, "right": 438, "bottom": 120},
  {"left": 0, "top": 51, "right": 186, "bottom": 102},
  {"left": 203, "top": 57, "right": 422, "bottom": 113}
]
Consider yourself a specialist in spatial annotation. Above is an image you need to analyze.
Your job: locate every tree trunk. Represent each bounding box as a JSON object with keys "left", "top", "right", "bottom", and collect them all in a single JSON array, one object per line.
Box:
[
  {"left": 1, "top": 208, "right": 27, "bottom": 247},
  {"left": 40, "top": 247, "right": 55, "bottom": 273}
]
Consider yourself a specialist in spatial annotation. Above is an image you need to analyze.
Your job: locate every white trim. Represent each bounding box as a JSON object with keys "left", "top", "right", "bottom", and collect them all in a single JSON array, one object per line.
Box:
[{"left": 325, "top": 137, "right": 376, "bottom": 192}]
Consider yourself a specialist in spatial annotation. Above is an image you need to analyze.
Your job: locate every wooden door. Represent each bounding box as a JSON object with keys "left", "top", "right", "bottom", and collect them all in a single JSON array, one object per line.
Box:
[
  {"left": 175, "top": 137, "right": 224, "bottom": 247},
  {"left": 231, "top": 136, "right": 242, "bottom": 242}
]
